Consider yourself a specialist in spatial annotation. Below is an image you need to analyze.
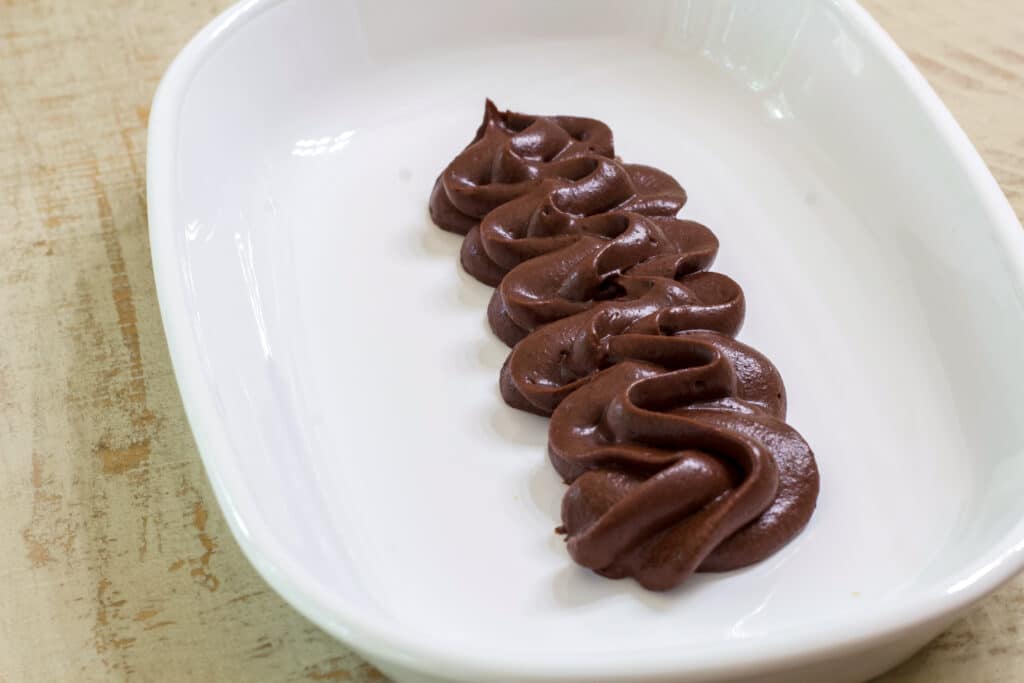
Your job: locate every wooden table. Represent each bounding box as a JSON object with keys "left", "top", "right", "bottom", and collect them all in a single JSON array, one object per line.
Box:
[{"left": 1, "top": 1, "right": 1020, "bottom": 680}]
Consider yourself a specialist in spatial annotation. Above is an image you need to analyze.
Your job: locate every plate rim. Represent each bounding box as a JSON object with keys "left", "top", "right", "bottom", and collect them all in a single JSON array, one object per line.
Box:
[{"left": 147, "top": 0, "right": 1024, "bottom": 679}]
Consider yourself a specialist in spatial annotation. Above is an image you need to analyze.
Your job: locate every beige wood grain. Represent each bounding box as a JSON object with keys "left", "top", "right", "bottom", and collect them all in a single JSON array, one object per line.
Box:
[{"left": 0, "top": 1, "right": 1019, "bottom": 681}]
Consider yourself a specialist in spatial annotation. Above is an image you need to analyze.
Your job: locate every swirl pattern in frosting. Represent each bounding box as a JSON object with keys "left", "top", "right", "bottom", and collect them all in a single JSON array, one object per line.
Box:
[
  {"left": 430, "top": 99, "right": 615, "bottom": 235},
  {"left": 430, "top": 101, "right": 818, "bottom": 591}
]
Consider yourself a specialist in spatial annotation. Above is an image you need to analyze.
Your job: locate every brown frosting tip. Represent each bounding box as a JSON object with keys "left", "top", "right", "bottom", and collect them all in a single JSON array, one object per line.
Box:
[
  {"left": 430, "top": 101, "right": 818, "bottom": 591},
  {"left": 430, "top": 100, "right": 623, "bottom": 235}
]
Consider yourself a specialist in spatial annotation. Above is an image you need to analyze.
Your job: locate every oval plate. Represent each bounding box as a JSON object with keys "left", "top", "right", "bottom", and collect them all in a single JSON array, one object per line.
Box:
[{"left": 147, "top": 1, "right": 1024, "bottom": 681}]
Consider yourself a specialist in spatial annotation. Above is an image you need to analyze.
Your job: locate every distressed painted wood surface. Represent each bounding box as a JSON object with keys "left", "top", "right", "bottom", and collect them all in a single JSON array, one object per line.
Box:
[{"left": 0, "top": 1, "right": 1020, "bottom": 681}]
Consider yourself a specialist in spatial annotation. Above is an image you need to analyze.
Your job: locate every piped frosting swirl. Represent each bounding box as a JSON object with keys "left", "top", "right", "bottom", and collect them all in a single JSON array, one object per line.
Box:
[{"left": 430, "top": 101, "right": 818, "bottom": 591}]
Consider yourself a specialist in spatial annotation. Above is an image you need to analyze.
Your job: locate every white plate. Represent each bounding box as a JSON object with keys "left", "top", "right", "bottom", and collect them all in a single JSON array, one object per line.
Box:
[{"left": 147, "top": 1, "right": 1024, "bottom": 682}]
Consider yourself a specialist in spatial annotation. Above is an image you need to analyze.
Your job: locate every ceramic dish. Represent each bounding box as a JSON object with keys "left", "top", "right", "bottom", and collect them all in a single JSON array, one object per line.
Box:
[{"left": 147, "top": 1, "right": 1024, "bottom": 681}]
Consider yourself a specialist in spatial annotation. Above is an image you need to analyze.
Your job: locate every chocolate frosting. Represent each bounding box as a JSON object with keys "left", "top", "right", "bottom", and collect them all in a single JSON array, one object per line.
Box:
[
  {"left": 430, "top": 99, "right": 617, "bottom": 235},
  {"left": 548, "top": 332, "right": 817, "bottom": 590},
  {"left": 460, "top": 158, "right": 689, "bottom": 286},
  {"left": 498, "top": 274, "right": 745, "bottom": 416},
  {"left": 430, "top": 101, "right": 818, "bottom": 591}
]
